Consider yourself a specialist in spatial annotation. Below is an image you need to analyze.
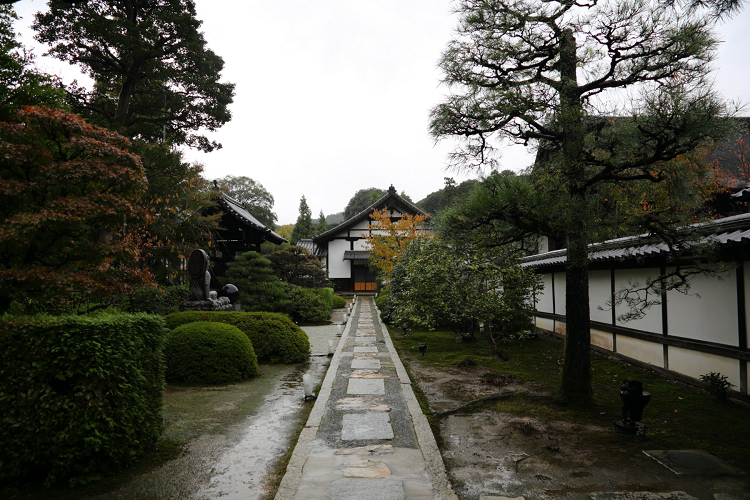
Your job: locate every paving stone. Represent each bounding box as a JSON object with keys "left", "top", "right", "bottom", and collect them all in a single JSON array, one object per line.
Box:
[
  {"left": 347, "top": 377, "right": 386, "bottom": 395},
  {"left": 329, "top": 479, "right": 404, "bottom": 500},
  {"left": 335, "top": 397, "right": 391, "bottom": 412},
  {"left": 353, "top": 346, "right": 379, "bottom": 353},
  {"left": 344, "top": 369, "right": 388, "bottom": 379},
  {"left": 342, "top": 459, "right": 391, "bottom": 478},
  {"left": 351, "top": 358, "right": 381, "bottom": 369},
  {"left": 355, "top": 336, "right": 375, "bottom": 343},
  {"left": 335, "top": 444, "right": 394, "bottom": 455},
  {"left": 341, "top": 412, "right": 394, "bottom": 440}
]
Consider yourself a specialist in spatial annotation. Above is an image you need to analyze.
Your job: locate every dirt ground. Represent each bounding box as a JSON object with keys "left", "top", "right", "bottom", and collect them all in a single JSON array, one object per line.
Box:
[{"left": 402, "top": 357, "right": 750, "bottom": 500}]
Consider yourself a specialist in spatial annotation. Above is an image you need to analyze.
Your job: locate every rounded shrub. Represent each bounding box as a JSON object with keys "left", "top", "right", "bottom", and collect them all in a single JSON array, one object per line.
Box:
[
  {"left": 164, "top": 311, "right": 310, "bottom": 364},
  {"left": 165, "top": 322, "right": 259, "bottom": 384},
  {"left": 332, "top": 294, "right": 347, "bottom": 309}
]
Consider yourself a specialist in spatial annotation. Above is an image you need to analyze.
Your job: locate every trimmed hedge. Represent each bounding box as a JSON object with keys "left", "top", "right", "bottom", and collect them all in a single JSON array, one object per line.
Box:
[
  {"left": 332, "top": 294, "right": 347, "bottom": 309},
  {"left": 0, "top": 313, "right": 167, "bottom": 487},
  {"left": 165, "top": 322, "right": 259, "bottom": 384},
  {"left": 164, "top": 311, "right": 310, "bottom": 363}
]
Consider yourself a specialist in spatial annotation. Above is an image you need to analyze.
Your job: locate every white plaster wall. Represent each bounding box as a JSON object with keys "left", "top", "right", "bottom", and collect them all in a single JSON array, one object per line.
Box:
[
  {"left": 328, "top": 239, "right": 351, "bottom": 279},
  {"left": 535, "top": 316, "right": 555, "bottom": 332},
  {"left": 553, "top": 272, "right": 566, "bottom": 317},
  {"left": 616, "top": 336, "right": 663, "bottom": 367},
  {"left": 353, "top": 239, "right": 369, "bottom": 251},
  {"left": 666, "top": 268, "right": 738, "bottom": 346},
  {"left": 536, "top": 274, "right": 554, "bottom": 314},
  {"left": 589, "top": 270, "right": 612, "bottom": 325},
  {"left": 591, "top": 329, "right": 613, "bottom": 351},
  {"left": 668, "top": 346, "right": 740, "bottom": 388},
  {"left": 614, "top": 268, "right": 662, "bottom": 334}
]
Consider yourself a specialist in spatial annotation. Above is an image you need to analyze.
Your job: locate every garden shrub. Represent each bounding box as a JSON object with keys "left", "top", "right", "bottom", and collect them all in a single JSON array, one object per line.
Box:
[
  {"left": 0, "top": 313, "right": 167, "bottom": 487},
  {"left": 164, "top": 311, "right": 310, "bottom": 363},
  {"left": 165, "top": 322, "right": 259, "bottom": 384},
  {"left": 288, "top": 286, "right": 331, "bottom": 323},
  {"left": 332, "top": 294, "right": 347, "bottom": 309},
  {"left": 123, "top": 285, "right": 188, "bottom": 315}
]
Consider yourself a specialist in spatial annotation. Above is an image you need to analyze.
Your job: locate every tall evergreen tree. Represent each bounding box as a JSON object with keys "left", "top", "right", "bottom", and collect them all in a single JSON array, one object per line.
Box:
[
  {"left": 0, "top": 5, "right": 65, "bottom": 121},
  {"left": 290, "top": 195, "right": 314, "bottom": 244},
  {"left": 431, "top": 0, "right": 740, "bottom": 402},
  {"left": 33, "top": 0, "right": 235, "bottom": 151},
  {"left": 316, "top": 209, "right": 328, "bottom": 235}
]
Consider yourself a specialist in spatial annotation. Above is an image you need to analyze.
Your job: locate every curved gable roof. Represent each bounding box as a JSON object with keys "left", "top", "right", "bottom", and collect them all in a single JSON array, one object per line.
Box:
[
  {"left": 313, "top": 185, "right": 427, "bottom": 243},
  {"left": 218, "top": 193, "right": 288, "bottom": 244}
]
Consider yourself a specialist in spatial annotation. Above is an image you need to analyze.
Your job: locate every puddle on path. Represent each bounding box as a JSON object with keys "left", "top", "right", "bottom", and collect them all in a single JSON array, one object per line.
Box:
[
  {"left": 85, "top": 357, "right": 329, "bottom": 500},
  {"left": 193, "top": 357, "right": 328, "bottom": 500}
]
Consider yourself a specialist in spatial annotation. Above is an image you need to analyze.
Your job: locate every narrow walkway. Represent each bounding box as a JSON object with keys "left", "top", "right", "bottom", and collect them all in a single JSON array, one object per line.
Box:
[{"left": 275, "top": 297, "right": 458, "bottom": 500}]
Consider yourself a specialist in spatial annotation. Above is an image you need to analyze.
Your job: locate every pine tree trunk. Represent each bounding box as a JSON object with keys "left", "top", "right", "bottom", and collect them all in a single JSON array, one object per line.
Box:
[
  {"left": 558, "top": 28, "right": 593, "bottom": 402},
  {"left": 561, "top": 232, "right": 593, "bottom": 402}
]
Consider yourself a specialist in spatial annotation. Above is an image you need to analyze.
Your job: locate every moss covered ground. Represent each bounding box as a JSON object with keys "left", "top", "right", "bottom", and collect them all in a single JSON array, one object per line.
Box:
[{"left": 391, "top": 326, "right": 750, "bottom": 466}]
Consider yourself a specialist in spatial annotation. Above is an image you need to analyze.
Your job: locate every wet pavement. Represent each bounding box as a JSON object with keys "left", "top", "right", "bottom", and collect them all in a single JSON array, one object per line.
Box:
[{"left": 274, "top": 296, "right": 459, "bottom": 500}]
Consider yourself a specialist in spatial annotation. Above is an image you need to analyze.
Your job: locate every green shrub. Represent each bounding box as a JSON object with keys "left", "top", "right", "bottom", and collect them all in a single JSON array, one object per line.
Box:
[
  {"left": 332, "top": 294, "right": 347, "bottom": 309},
  {"left": 164, "top": 311, "right": 310, "bottom": 363},
  {"left": 165, "top": 322, "right": 259, "bottom": 384},
  {"left": 699, "top": 372, "right": 735, "bottom": 400},
  {"left": 289, "top": 286, "right": 331, "bottom": 323},
  {"left": 123, "top": 285, "right": 188, "bottom": 315},
  {"left": 0, "top": 313, "right": 166, "bottom": 487},
  {"left": 314, "top": 287, "right": 334, "bottom": 311}
]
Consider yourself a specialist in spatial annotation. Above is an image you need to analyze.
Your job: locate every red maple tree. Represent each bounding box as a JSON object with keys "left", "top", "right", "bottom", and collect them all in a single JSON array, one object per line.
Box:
[{"left": 0, "top": 106, "right": 154, "bottom": 313}]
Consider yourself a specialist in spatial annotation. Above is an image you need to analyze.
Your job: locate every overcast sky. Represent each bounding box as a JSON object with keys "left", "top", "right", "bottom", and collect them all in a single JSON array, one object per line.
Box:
[{"left": 12, "top": 0, "right": 750, "bottom": 225}]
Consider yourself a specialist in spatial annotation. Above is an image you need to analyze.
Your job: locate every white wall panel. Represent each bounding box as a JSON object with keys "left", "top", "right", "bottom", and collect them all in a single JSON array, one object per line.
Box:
[
  {"left": 667, "top": 268, "right": 737, "bottom": 346},
  {"left": 669, "top": 346, "right": 740, "bottom": 387},
  {"left": 328, "top": 239, "right": 351, "bottom": 279},
  {"left": 591, "top": 329, "right": 613, "bottom": 351},
  {"left": 553, "top": 272, "right": 566, "bottom": 317},
  {"left": 589, "top": 270, "right": 612, "bottom": 325},
  {"left": 536, "top": 274, "right": 554, "bottom": 314},
  {"left": 616, "top": 336, "right": 663, "bottom": 367},
  {"left": 614, "top": 268, "right": 662, "bottom": 334}
]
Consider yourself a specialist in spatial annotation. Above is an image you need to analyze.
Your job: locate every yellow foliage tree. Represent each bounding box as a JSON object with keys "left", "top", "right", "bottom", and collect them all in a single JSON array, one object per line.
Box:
[{"left": 363, "top": 208, "right": 431, "bottom": 283}]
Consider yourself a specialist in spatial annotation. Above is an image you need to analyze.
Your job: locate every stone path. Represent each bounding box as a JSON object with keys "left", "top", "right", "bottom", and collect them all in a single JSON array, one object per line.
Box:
[{"left": 275, "top": 297, "right": 458, "bottom": 500}]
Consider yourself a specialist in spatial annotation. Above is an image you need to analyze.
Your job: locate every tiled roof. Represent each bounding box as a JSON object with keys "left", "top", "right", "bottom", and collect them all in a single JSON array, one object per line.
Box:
[
  {"left": 343, "top": 250, "right": 371, "bottom": 260},
  {"left": 521, "top": 213, "right": 750, "bottom": 268},
  {"left": 313, "top": 185, "right": 427, "bottom": 243},
  {"left": 218, "top": 193, "right": 287, "bottom": 244}
]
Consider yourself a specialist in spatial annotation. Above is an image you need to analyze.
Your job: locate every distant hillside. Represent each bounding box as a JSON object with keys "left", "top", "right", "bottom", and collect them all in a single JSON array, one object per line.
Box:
[
  {"left": 416, "top": 179, "right": 480, "bottom": 215},
  {"left": 326, "top": 212, "right": 345, "bottom": 224}
]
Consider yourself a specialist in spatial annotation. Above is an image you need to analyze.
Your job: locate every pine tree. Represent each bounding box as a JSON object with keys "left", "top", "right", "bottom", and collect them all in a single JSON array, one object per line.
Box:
[{"left": 290, "top": 195, "right": 314, "bottom": 244}]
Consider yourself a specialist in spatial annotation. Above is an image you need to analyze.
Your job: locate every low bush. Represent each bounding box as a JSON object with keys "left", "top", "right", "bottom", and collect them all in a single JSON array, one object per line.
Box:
[
  {"left": 288, "top": 286, "right": 331, "bottom": 323},
  {"left": 0, "top": 313, "right": 166, "bottom": 487},
  {"left": 165, "top": 322, "right": 259, "bottom": 384},
  {"left": 165, "top": 311, "right": 310, "bottom": 363},
  {"left": 123, "top": 285, "right": 189, "bottom": 315},
  {"left": 332, "top": 294, "right": 347, "bottom": 309}
]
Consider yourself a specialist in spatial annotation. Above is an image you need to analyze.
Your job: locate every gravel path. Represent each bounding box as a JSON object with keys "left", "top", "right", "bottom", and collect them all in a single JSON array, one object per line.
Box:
[{"left": 301, "top": 306, "right": 348, "bottom": 355}]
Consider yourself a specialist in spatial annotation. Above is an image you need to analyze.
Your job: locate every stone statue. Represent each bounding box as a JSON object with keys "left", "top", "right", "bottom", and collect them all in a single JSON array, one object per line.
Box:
[
  {"left": 181, "top": 249, "right": 234, "bottom": 311},
  {"left": 187, "top": 249, "right": 211, "bottom": 300}
]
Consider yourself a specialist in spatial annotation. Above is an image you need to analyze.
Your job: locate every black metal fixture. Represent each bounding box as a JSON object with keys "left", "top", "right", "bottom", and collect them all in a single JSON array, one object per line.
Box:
[
  {"left": 418, "top": 343, "right": 427, "bottom": 356},
  {"left": 402, "top": 323, "right": 409, "bottom": 335},
  {"left": 614, "top": 380, "right": 651, "bottom": 435}
]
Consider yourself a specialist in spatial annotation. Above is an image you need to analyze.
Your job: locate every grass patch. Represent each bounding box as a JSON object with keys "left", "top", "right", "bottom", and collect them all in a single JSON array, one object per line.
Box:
[{"left": 391, "top": 326, "right": 750, "bottom": 466}]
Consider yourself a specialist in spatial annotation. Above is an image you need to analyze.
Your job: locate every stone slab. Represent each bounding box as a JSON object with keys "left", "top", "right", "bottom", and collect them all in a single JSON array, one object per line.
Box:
[
  {"left": 347, "top": 378, "right": 386, "bottom": 395},
  {"left": 352, "top": 358, "right": 381, "bottom": 369},
  {"left": 329, "top": 478, "right": 404, "bottom": 500},
  {"left": 341, "top": 413, "right": 394, "bottom": 440},
  {"left": 353, "top": 346, "right": 379, "bottom": 353},
  {"left": 643, "top": 450, "right": 743, "bottom": 475}
]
